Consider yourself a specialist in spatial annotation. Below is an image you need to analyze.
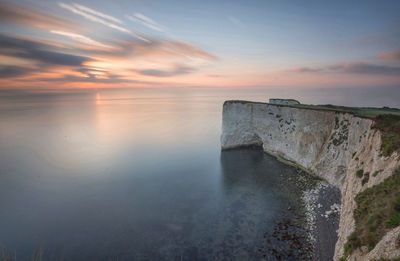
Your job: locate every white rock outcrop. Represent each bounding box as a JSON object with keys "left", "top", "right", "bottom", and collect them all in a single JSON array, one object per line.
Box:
[{"left": 221, "top": 100, "right": 400, "bottom": 260}]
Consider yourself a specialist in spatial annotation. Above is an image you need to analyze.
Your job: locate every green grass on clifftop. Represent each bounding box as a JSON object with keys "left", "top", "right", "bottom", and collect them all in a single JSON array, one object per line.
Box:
[
  {"left": 285, "top": 104, "right": 400, "bottom": 119},
  {"left": 343, "top": 168, "right": 400, "bottom": 258}
]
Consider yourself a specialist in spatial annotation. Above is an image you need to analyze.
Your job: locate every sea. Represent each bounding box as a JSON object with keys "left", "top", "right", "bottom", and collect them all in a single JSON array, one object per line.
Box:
[{"left": 0, "top": 86, "right": 398, "bottom": 260}]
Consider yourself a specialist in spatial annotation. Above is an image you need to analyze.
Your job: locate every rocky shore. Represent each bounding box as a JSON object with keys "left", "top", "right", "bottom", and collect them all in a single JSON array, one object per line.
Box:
[
  {"left": 303, "top": 182, "right": 341, "bottom": 261},
  {"left": 258, "top": 163, "right": 340, "bottom": 260}
]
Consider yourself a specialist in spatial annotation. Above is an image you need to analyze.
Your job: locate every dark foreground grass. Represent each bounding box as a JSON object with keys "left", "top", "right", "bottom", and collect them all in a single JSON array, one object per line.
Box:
[{"left": 342, "top": 168, "right": 400, "bottom": 258}]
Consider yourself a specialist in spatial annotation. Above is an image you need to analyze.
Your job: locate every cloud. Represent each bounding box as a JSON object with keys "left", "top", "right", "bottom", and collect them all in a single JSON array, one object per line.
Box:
[
  {"left": 0, "top": 65, "right": 36, "bottom": 78},
  {"left": 126, "top": 13, "right": 165, "bottom": 32},
  {"left": 136, "top": 65, "right": 195, "bottom": 77},
  {"left": 292, "top": 67, "right": 323, "bottom": 73},
  {"left": 0, "top": 1, "right": 216, "bottom": 87},
  {"left": 0, "top": 33, "right": 92, "bottom": 66},
  {"left": 58, "top": 2, "right": 148, "bottom": 42},
  {"left": 86, "top": 38, "right": 216, "bottom": 61},
  {"left": 165, "top": 41, "right": 216, "bottom": 60},
  {"left": 329, "top": 62, "right": 400, "bottom": 75},
  {"left": 76, "top": 67, "right": 107, "bottom": 75},
  {"left": 228, "top": 16, "right": 245, "bottom": 29},
  {"left": 0, "top": 1, "right": 76, "bottom": 31},
  {"left": 377, "top": 50, "right": 400, "bottom": 61},
  {"left": 292, "top": 62, "right": 400, "bottom": 75},
  {"left": 37, "top": 74, "right": 155, "bottom": 84},
  {"left": 50, "top": 30, "right": 114, "bottom": 49},
  {"left": 72, "top": 3, "right": 123, "bottom": 25}
]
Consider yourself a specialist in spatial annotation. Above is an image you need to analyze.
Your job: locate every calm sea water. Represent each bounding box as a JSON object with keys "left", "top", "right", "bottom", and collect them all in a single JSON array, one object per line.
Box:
[{"left": 0, "top": 87, "right": 398, "bottom": 260}]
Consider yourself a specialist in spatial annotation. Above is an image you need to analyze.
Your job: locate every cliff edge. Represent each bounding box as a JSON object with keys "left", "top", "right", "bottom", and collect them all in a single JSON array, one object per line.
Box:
[{"left": 221, "top": 100, "right": 400, "bottom": 260}]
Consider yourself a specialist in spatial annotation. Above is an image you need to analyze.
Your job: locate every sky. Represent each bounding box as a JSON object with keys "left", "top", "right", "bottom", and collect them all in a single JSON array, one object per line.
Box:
[{"left": 0, "top": 0, "right": 400, "bottom": 89}]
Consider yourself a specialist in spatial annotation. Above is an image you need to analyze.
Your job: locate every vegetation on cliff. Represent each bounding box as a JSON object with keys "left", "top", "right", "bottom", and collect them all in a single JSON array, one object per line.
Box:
[
  {"left": 372, "top": 114, "right": 400, "bottom": 157},
  {"left": 342, "top": 168, "right": 400, "bottom": 258}
]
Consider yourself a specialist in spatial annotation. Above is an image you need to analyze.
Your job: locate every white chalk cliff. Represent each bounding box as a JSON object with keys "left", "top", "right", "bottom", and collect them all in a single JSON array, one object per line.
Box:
[{"left": 221, "top": 100, "right": 400, "bottom": 261}]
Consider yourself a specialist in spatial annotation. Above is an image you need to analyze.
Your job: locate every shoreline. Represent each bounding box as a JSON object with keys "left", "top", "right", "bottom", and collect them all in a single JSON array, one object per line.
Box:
[
  {"left": 264, "top": 148, "right": 342, "bottom": 260},
  {"left": 303, "top": 182, "right": 341, "bottom": 261}
]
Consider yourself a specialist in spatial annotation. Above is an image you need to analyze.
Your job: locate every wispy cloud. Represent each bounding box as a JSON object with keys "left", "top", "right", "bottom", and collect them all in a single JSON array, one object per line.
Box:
[
  {"left": 377, "top": 50, "right": 400, "bottom": 61},
  {"left": 0, "top": 65, "right": 37, "bottom": 78},
  {"left": 73, "top": 3, "right": 123, "bottom": 25},
  {"left": 292, "top": 62, "right": 400, "bottom": 75},
  {"left": 85, "top": 39, "right": 216, "bottom": 61},
  {"left": 58, "top": 2, "right": 148, "bottom": 42},
  {"left": 0, "top": 33, "right": 92, "bottom": 67},
  {"left": 51, "top": 30, "right": 114, "bottom": 49},
  {"left": 228, "top": 16, "right": 245, "bottom": 29},
  {"left": 136, "top": 65, "right": 195, "bottom": 77},
  {"left": 0, "top": 1, "right": 75, "bottom": 31},
  {"left": 292, "top": 67, "right": 323, "bottom": 73},
  {"left": 329, "top": 62, "right": 400, "bottom": 75},
  {"left": 126, "top": 13, "right": 165, "bottom": 32},
  {"left": 37, "top": 74, "right": 153, "bottom": 84}
]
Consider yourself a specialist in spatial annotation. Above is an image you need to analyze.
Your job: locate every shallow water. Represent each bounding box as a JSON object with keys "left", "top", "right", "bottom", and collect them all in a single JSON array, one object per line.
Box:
[{"left": 0, "top": 87, "right": 391, "bottom": 260}]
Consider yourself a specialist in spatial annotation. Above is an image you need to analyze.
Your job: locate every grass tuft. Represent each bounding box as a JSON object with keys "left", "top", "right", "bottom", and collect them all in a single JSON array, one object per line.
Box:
[{"left": 373, "top": 170, "right": 382, "bottom": 177}]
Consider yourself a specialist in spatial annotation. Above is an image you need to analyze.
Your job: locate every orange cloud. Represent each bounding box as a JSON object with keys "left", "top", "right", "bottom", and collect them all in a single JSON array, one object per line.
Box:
[{"left": 0, "top": 2, "right": 216, "bottom": 89}]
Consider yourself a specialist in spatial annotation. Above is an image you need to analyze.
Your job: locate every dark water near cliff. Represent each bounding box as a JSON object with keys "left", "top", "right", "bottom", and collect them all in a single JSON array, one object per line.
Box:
[{"left": 0, "top": 87, "right": 396, "bottom": 260}]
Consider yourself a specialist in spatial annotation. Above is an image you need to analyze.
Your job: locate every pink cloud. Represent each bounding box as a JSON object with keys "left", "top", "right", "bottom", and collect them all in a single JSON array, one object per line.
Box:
[{"left": 377, "top": 50, "right": 400, "bottom": 61}]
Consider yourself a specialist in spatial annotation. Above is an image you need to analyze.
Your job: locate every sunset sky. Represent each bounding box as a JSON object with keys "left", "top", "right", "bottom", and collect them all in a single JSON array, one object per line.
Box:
[{"left": 0, "top": 0, "right": 400, "bottom": 89}]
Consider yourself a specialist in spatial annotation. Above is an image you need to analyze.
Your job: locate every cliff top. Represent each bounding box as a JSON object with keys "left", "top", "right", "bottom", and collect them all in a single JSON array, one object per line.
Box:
[{"left": 224, "top": 100, "right": 400, "bottom": 119}]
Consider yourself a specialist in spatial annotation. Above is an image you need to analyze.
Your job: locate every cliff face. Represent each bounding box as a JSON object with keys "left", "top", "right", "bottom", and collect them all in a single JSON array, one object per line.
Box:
[{"left": 221, "top": 101, "right": 400, "bottom": 260}]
